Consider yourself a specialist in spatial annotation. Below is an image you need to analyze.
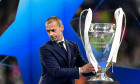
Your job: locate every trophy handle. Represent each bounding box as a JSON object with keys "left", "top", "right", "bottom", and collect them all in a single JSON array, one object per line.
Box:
[
  {"left": 79, "top": 8, "right": 98, "bottom": 72},
  {"left": 107, "top": 8, "right": 126, "bottom": 68},
  {"left": 120, "top": 9, "right": 126, "bottom": 44},
  {"left": 79, "top": 8, "right": 89, "bottom": 46}
]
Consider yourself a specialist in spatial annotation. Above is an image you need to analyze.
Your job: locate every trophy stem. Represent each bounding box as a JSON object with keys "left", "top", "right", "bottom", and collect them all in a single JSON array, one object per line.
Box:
[{"left": 87, "top": 72, "right": 113, "bottom": 82}]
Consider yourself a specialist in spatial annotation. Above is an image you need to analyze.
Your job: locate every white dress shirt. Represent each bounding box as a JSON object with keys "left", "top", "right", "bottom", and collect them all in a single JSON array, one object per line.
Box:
[{"left": 56, "top": 37, "right": 67, "bottom": 51}]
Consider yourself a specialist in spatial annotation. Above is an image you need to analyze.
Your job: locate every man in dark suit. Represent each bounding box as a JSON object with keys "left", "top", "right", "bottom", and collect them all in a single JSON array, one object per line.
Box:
[{"left": 39, "top": 16, "right": 101, "bottom": 84}]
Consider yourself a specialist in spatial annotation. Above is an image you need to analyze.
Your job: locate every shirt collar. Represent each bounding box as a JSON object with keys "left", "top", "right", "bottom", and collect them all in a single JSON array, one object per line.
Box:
[{"left": 56, "top": 37, "right": 65, "bottom": 43}]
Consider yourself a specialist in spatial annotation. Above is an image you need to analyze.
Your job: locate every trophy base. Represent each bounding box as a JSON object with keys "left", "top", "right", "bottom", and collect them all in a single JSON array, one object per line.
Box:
[{"left": 88, "top": 73, "right": 113, "bottom": 82}]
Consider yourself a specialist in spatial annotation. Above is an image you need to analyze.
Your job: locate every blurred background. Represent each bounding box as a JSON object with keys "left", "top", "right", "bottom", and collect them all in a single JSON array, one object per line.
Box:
[
  {"left": 0, "top": 0, "right": 140, "bottom": 84},
  {"left": 0, "top": 0, "right": 23, "bottom": 84},
  {"left": 0, "top": 0, "right": 19, "bottom": 36},
  {"left": 0, "top": 55, "right": 23, "bottom": 84}
]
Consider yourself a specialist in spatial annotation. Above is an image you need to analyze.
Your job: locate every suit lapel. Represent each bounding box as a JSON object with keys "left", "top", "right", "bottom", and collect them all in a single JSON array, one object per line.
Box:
[
  {"left": 50, "top": 41, "right": 68, "bottom": 64},
  {"left": 65, "top": 40, "right": 71, "bottom": 66}
]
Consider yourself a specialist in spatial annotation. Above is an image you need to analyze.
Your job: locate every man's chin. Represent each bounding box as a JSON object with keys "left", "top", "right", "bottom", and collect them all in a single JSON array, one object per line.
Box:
[{"left": 51, "top": 38, "right": 57, "bottom": 41}]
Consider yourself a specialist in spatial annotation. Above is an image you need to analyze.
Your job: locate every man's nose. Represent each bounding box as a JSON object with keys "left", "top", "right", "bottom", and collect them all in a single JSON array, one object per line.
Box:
[{"left": 49, "top": 31, "right": 53, "bottom": 36}]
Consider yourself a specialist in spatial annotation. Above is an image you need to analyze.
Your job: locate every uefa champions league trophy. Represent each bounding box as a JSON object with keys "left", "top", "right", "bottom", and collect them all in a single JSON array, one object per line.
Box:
[{"left": 79, "top": 8, "right": 126, "bottom": 81}]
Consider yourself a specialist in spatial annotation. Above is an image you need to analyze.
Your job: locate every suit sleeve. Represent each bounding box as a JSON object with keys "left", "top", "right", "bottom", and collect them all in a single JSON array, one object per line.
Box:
[
  {"left": 75, "top": 43, "right": 87, "bottom": 67},
  {"left": 74, "top": 43, "right": 96, "bottom": 77},
  {"left": 39, "top": 46, "right": 79, "bottom": 79}
]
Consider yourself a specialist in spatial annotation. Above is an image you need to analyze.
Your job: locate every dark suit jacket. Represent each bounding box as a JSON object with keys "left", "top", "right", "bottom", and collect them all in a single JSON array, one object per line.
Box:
[{"left": 39, "top": 40, "right": 88, "bottom": 84}]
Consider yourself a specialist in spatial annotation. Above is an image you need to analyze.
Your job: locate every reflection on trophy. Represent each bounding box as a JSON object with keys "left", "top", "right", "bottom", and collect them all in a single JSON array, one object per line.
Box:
[{"left": 79, "top": 8, "right": 126, "bottom": 81}]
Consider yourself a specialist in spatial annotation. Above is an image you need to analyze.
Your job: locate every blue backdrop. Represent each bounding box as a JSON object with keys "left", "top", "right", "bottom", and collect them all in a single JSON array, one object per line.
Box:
[{"left": 0, "top": 0, "right": 140, "bottom": 84}]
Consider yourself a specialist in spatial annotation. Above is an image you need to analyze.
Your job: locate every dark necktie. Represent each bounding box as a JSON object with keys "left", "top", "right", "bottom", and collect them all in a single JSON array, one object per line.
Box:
[{"left": 59, "top": 41, "right": 67, "bottom": 53}]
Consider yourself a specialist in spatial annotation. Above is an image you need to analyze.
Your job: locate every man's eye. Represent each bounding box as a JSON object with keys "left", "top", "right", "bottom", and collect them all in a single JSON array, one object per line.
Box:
[
  {"left": 47, "top": 30, "right": 50, "bottom": 33},
  {"left": 52, "top": 30, "right": 55, "bottom": 32}
]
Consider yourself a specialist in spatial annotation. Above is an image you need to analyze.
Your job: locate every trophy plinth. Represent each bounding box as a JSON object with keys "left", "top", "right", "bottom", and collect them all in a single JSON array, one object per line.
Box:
[{"left": 88, "top": 73, "right": 113, "bottom": 82}]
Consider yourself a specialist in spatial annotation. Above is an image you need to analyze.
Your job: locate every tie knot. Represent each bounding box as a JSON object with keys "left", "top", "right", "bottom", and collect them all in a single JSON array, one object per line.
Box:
[{"left": 59, "top": 41, "right": 64, "bottom": 46}]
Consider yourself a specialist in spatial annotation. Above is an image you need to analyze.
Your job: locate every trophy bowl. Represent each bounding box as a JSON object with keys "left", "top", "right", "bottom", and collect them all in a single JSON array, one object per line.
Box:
[{"left": 87, "top": 23, "right": 115, "bottom": 82}]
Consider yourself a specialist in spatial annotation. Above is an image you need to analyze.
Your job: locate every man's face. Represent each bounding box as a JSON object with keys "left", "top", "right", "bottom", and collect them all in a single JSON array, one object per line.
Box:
[{"left": 45, "top": 20, "right": 64, "bottom": 41}]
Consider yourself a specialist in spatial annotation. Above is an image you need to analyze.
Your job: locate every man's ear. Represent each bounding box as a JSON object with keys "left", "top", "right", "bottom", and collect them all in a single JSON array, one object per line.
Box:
[{"left": 60, "top": 25, "right": 64, "bottom": 31}]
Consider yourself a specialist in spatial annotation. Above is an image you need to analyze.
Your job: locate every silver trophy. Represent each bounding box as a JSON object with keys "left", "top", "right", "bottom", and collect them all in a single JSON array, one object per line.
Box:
[{"left": 79, "top": 8, "right": 126, "bottom": 81}]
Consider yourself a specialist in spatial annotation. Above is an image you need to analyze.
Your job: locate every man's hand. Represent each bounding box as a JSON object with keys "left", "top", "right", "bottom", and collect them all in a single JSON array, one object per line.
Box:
[{"left": 80, "top": 63, "right": 101, "bottom": 74}]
